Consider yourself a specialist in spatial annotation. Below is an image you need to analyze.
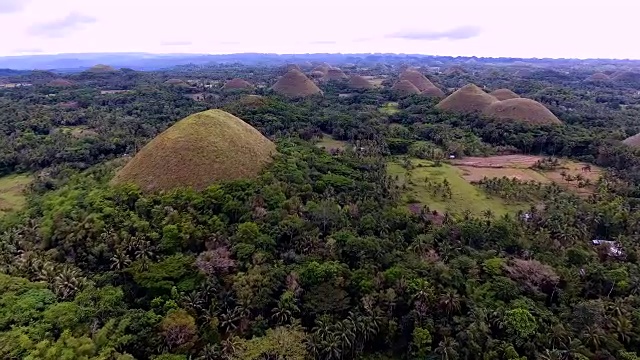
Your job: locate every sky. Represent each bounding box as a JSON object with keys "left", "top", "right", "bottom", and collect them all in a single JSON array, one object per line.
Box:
[{"left": 0, "top": 0, "right": 638, "bottom": 59}]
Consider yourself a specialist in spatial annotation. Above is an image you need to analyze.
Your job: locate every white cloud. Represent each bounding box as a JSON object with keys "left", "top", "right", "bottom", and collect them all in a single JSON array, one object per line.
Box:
[{"left": 0, "top": 0, "right": 638, "bottom": 58}]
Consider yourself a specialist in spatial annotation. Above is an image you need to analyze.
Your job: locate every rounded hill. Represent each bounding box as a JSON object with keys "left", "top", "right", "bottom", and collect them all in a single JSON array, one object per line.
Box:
[
  {"left": 111, "top": 109, "right": 277, "bottom": 192},
  {"left": 285, "top": 64, "right": 302, "bottom": 72},
  {"left": 348, "top": 75, "right": 374, "bottom": 89},
  {"left": 271, "top": 69, "right": 322, "bottom": 98},
  {"left": 391, "top": 80, "right": 421, "bottom": 96},
  {"left": 421, "top": 86, "right": 445, "bottom": 98},
  {"left": 222, "top": 78, "right": 254, "bottom": 91},
  {"left": 490, "top": 88, "right": 520, "bottom": 100},
  {"left": 623, "top": 133, "right": 640, "bottom": 147},
  {"left": 483, "top": 98, "right": 562, "bottom": 125},
  {"left": 323, "top": 68, "right": 348, "bottom": 81},
  {"left": 399, "top": 70, "right": 435, "bottom": 92},
  {"left": 587, "top": 72, "right": 610, "bottom": 82},
  {"left": 436, "top": 84, "right": 498, "bottom": 114},
  {"left": 87, "top": 64, "right": 117, "bottom": 73}
]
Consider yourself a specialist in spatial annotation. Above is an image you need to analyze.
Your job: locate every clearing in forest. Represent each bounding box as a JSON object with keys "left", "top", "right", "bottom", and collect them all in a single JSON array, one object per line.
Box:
[
  {"left": 0, "top": 174, "right": 32, "bottom": 216},
  {"left": 388, "top": 158, "right": 526, "bottom": 216},
  {"left": 451, "top": 155, "right": 602, "bottom": 196},
  {"left": 316, "top": 134, "right": 348, "bottom": 152},
  {"left": 379, "top": 102, "right": 400, "bottom": 115}
]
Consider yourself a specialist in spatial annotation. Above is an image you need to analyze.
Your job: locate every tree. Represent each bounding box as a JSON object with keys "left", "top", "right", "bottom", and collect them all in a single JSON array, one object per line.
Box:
[{"left": 160, "top": 309, "right": 198, "bottom": 351}]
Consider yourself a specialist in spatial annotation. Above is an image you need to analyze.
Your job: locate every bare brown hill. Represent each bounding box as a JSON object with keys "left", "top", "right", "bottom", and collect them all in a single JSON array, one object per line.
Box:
[
  {"left": 490, "top": 89, "right": 520, "bottom": 101},
  {"left": 285, "top": 64, "right": 302, "bottom": 72},
  {"left": 483, "top": 98, "right": 562, "bottom": 125},
  {"left": 271, "top": 69, "right": 322, "bottom": 98},
  {"left": 323, "top": 68, "right": 348, "bottom": 81},
  {"left": 348, "top": 75, "right": 374, "bottom": 89},
  {"left": 222, "top": 78, "right": 254, "bottom": 91},
  {"left": 399, "top": 70, "right": 435, "bottom": 92},
  {"left": 391, "top": 80, "right": 421, "bottom": 96},
  {"left": 623, "top": 133, "right": 640, "bottom": 147},
  {"left": 436, "top": 84, "right": 498, "bottom": 114},
  {"left": 612, "top": 71, "right": 640, "bottom": 84},
  {"left": 111, "top": 109, "right": 277, "bottom": 192},
  {"left": 421, "top": 86, "right": 445, "bottom": 98},
  {"left": 587, "top": 73, "right": 610, "bottom": 82},
  {"left": 312, "top": 64, "right": 330, "bottom": 74},
  {"left": 443, "top": 66, "right": 467, "bottom": 75},
  {"left": 48, "top": 79, "right": 74, "bottom": 87}
]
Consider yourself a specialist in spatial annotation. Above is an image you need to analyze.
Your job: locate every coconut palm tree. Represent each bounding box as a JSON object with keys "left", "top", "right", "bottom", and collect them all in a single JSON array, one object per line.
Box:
[{"left": 435, "top": 337, "right": 458, "bottom": 360}]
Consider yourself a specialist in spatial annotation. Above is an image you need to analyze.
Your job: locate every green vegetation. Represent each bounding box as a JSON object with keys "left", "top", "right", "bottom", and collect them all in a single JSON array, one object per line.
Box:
[
  {"left": 0, "top": 174, "right": 31, "bottom": 215},
  {"left": 388, "top": 158, "right": 527, "bottom": 216},
  {"left": 3, "top": 55, "right": 640, "bottom": 360},
  {"left": 378, "top": 101, "right": 399, "bottom": 115}
]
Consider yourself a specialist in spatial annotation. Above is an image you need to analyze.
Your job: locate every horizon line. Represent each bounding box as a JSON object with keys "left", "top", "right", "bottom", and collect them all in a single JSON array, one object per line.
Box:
[{"left": 1, "top": 51, "right": 640, "bottom": 62}]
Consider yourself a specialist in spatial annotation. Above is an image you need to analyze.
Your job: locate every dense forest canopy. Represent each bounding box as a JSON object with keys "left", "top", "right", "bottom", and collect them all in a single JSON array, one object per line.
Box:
[{"left": 2, "top": 55, "right": 640, "bottom": 360}]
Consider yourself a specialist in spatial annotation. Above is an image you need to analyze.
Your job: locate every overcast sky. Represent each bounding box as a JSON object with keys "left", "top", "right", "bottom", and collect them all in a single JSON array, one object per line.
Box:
[{"left": 0, "top": 0, "right": 638, "bottom": 59}]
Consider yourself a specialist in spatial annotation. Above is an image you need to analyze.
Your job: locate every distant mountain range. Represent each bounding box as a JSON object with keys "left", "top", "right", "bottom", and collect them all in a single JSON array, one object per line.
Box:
[{"left": 1, "top": 52, "right": 640, "bottom": 72}]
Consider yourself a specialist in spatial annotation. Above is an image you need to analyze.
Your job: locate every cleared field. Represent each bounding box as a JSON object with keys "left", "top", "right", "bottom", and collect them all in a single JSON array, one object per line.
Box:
[
  {"left": 379, "top": 102, "right": 400, "bottom": 115},
  {"left": 388, "top": 158, "right": 527, "bottom": 216},
  {"left": 0, "top": 174, "right": 32, "bottom": 215},
  {"left": 316, "top": 134, "right": 348, "bottom": 152},
  {"left": 451, "top": 155, "right": 602, "bottom": 195}
]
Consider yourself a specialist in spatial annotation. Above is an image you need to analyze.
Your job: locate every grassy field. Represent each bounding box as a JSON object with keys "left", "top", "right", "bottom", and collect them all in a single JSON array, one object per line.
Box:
[
  {"left": 316, "top": 134, "right": 348, "bottom": 152},
  {"left": 452, "top": 155, "right": 602, "bottom": 196},
  {"left": 379, "top": 102, "right": 400, "bottom": 115},
  {"left": 0, "top": 174, "right": 32, "bottom": 215},
  {"left": 388, "top": 158, "right": 528, "bottom": 216}
]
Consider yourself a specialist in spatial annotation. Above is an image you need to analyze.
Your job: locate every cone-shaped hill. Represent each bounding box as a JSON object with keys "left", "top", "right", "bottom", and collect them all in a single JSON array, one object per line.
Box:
[
  {"left": 86, "top": 64, "right": 117, "bottom": 73},
  {"left": 111, "top": 109, "right": 277, "bottom": 192},
  {"left": 271, "top": 69, "right": 322, "bottom": 98},
  {"left": 392, "top": 80, "right": 421, "bottom": 96},
  {"left": 612, "top": 71, "right": 640, "bottom": 84},
  {"left": 436, "top": 84, "right": 498, "bottom": 114},
  {"left": 421, "top": 86, "right": 445, "bottom": 98},
  {"left": 587, "top": 73, "right": 610, "bottom": 82},
  {"left": 348, "top": 75, "right": 374, "bottom": 89},
  {"left": 399, "top": 70, "right": 435, "bottom": 92},
  {"left": 490, "top": 89, "right": 520, "bottom": 101},
  {"left": 623, "top": 133, "right": 640, "bottom": 147},
  {"left": 222, "top": 78, "right": 254, "bottom": 91},
  {"left": 48, "top": 79, "right": 74, "bottom": 87},
  {"left": 443, "top": 66, "right": 467, "bottom": 75},
  {"left": 285, "top": 64, "right": 302, "bottom": 72},
  {"left": 483, "top": 98, "right": 562, "bottom": 125},
  {"left": 323, "top": 68, "right": 348, "bottom": 81},
  {"left": 312, "top": 64, "right": 330, "bottom": 74}
]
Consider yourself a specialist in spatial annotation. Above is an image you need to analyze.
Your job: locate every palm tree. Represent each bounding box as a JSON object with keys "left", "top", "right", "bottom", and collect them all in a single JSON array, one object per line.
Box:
[
  {"left": 439, "top": 291, "right": 461, "bottom": 316},
  {"left": 548, "top": 323, "right": 569, "bottom": 349},
  {"left": 581, "top": 326, "right": 605, "bottom": 351},
  {"left": 538, "top": 349, "right": 563, "bottom": 360},
  {"left": 435, "top": 337, "right": 458, "bottom": 360},
  {"left": 53, "top": 266, "right": 84, "bottom": 299},
  {"left": 321, "top": 333, "right": 342, "bottom": 360},
  {"left": 110, "top": 249, "right": 131, "bottom": 271},
  {"left": 612, "top": 316, "right": 634, "bottom": 343}
]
